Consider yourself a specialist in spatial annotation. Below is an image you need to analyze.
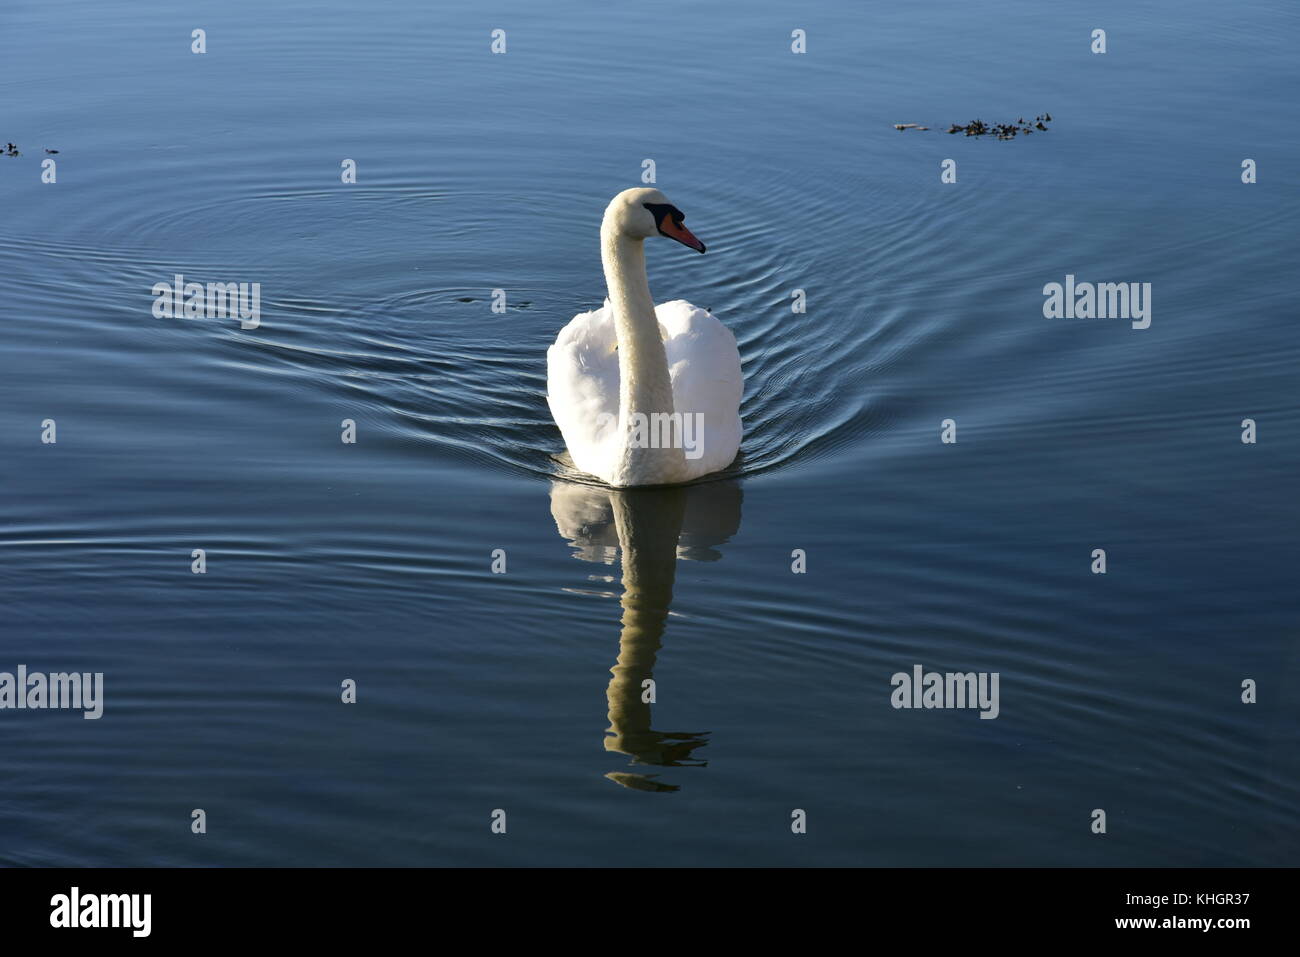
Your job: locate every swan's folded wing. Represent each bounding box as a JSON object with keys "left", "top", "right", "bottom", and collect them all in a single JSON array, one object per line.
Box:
[
  {"left": 657, "top": 300, "right": 744, "bottom": 477},
  {"left": 546, "top": 304, "right": 621, "bottom": 473}
]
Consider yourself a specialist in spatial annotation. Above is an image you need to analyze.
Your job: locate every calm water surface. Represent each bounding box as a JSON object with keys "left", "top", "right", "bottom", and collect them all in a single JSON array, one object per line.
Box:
[{"left": 2, "top": 0, "right": 1297, "bottom": 865}]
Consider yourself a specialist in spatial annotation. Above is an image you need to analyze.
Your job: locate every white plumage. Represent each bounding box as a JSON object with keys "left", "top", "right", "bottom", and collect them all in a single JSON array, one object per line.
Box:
[{"left": 548, "top": 298, "right": 742, "bottom": 483}]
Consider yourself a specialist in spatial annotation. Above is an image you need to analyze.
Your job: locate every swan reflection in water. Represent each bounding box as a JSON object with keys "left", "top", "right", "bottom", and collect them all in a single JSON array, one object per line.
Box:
[{"left": 549, "top": 479, "right": 743, "bottom": 792}]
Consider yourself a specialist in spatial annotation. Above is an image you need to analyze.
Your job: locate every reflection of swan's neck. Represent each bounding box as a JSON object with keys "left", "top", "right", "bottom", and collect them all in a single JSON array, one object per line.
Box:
[
  {"left": 600, "top": 222, "right": 677, "bottom": 430},
  {"left": 605, "top": 490, "right": 686, "bottom": 756}
]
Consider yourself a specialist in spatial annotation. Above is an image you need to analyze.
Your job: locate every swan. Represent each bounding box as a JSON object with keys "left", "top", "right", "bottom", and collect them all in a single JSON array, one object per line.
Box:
[{"left": 547, "top": 188, "right": 742, "bottom": 486}]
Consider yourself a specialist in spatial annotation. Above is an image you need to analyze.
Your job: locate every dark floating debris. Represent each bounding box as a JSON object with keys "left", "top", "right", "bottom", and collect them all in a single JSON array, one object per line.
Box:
[
  {"left": 946, "top": 114, "right": 1053, "bottom": 139},
  {"left": 2, "top": 143, "right": 59, "bottom": 156}
]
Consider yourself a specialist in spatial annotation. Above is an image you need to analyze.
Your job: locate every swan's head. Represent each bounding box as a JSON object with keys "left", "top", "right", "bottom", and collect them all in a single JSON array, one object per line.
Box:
[{"left": 603, "top": 187, "right": 706, "bottom": 253}]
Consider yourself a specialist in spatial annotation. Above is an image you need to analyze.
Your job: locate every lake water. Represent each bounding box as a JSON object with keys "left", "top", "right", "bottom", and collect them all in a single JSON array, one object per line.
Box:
[{"left": 2, "top": 0, "right": 1297, "bottom": 866}]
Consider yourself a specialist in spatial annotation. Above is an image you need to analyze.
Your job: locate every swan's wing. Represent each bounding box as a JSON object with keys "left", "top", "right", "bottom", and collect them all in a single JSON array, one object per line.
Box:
[
  {"left": 656, "top": 300, "right": 744, "bottom": 478},
  {"left": 546, "top": 302, "right": 621, "bottom": 476}
]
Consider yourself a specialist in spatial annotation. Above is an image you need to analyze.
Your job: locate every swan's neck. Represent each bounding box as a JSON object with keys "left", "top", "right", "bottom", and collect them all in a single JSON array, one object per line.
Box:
[{"left": 601, "top": 225, "right": 676, "bottom": 424}]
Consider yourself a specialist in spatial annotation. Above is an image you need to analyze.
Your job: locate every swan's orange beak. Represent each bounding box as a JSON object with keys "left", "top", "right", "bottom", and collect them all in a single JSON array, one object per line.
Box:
[{"left": 660, "top": 219, "right": 706, "bottom": 254}]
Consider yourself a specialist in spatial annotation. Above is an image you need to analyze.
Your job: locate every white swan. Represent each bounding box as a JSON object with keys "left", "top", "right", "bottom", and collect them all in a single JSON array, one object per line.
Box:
[{"left": 547, "top": 188, "right": 742, "bottom": 487}]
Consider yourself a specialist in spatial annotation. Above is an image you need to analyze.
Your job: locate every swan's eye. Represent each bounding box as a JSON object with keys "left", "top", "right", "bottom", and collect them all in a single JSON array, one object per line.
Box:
[{"left": 642, "top": 202, "right": 682, "bottom": 231}]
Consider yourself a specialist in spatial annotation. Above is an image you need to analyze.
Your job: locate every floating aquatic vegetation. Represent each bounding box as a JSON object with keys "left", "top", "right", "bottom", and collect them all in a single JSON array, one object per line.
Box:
[
  {"left": 892, "top": 114, "right": 1052, "bottom": 139},
  {"left": 2, "top": 143, "right": 59, "bottom": 157},
  {"left": 946, "top": 114, "right": 1051, "bottom": 139}
]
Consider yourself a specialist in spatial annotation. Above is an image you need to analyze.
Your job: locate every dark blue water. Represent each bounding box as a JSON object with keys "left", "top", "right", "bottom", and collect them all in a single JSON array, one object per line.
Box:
[{"left": 2, "top": 0, "right": 1297, "bottom": 866}]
